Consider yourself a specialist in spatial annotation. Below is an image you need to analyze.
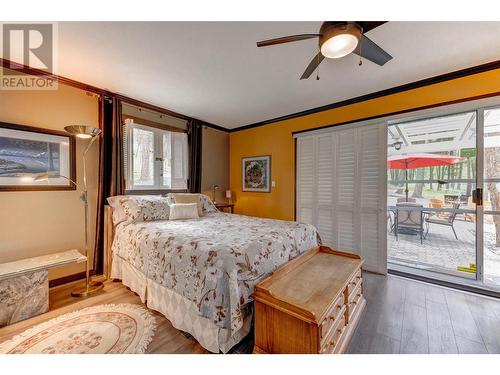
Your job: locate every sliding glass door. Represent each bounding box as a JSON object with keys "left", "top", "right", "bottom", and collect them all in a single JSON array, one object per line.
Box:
[
  {"left": 387, "top": 111, "right": 478, "bottom": 280},
  {"left": 387, "top": 106, "right": 500, "bottom": 289}
]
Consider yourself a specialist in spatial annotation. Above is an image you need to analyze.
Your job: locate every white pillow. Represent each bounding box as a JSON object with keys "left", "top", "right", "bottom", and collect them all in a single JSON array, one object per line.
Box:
[
  {"left": 169, "top": 203, "right": 199, "bottom": 220},
  {"left": 166, "top": 193, "right": 218, "bottom": 215},
  {"left": 168, "top": 193, "right": 203, "bottom": 216}
]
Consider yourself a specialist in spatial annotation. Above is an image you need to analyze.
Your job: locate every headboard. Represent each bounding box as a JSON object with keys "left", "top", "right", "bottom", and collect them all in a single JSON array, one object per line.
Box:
[{"left": 103, "top": 205, "right": 114, "bottom": 278}]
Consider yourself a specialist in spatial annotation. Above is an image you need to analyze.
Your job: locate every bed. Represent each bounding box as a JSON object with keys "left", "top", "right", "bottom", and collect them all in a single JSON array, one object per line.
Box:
[{"left": 105, "top": 194, "right": 319, "bottom": 353}]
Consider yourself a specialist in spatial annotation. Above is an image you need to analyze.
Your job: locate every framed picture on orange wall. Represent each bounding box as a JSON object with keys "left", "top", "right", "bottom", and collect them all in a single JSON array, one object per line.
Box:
[{"left": 242, "top": 155, "right": 271, "bottom": 192}]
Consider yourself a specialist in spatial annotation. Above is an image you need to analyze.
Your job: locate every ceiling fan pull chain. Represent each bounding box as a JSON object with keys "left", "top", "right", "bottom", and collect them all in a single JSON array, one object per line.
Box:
[
  {"left": 316, "top": 47, "right": 320, "bottom": 80},
  {"left": 358, "top": 25, "right": 363, "bottom": 66}
]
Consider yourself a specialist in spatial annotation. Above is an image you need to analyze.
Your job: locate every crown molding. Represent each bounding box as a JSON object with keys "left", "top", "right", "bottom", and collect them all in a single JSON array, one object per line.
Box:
[{"left": 230, "top": 59, "right": 500, "bottom": 132}]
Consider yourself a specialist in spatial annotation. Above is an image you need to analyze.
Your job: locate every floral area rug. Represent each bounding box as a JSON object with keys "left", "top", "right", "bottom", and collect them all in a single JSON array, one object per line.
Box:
[{"left": 0, "top": 304, "right": 156, "bottom": 354}]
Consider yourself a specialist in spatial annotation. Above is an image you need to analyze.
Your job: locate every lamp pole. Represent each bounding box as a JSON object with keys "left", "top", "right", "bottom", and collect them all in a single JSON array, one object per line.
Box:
[
  {"left": 35, "top": 126, "right": 104, "bottom": 297},
  {"left": 77, "top": 135, "right": 99, "bottom": 295},
  {"left": 64, "top": 125, "right": 104, "bottom": 297}
]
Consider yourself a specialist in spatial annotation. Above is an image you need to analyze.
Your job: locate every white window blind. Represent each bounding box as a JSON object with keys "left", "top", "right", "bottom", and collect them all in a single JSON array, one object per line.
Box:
[{"left": 296, "top": 122, "right": 387, "bottom": 274}]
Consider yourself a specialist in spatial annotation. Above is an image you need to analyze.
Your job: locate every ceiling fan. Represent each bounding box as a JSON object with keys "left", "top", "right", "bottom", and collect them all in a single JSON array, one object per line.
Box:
[{"left": 256, "top": 21, "right": 393, "bottom": 80}]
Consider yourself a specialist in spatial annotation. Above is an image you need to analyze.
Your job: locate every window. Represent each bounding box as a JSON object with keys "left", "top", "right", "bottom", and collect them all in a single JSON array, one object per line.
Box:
[{"left": 124, "top": 119, "right": 188, "bottom": 190}]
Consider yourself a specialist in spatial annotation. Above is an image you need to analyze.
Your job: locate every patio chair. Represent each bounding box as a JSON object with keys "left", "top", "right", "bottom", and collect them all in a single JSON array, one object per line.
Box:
[
  {"left": 429, "top": 198, "right": 448, "bottom": 218},
  {"left": 425, "top": 202, "right": 461, "bottom": 240},
  {"left": 395, "top": 202, "right": 424, "bottom": 244},
  {"left": 464, "top": 196, "right": 475, "bottom": 222},
  {"left": 387, "top": 210, "right": 395, "bottom": 233}
]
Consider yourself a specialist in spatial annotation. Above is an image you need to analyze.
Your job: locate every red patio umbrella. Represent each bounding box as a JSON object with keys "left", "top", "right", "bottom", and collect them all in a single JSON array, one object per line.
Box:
[{"left": 388, "top": 153, "right": 464, "bottom": 201}]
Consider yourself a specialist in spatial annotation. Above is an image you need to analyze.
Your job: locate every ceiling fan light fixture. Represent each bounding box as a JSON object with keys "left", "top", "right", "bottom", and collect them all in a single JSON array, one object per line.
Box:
[
  {"left": 319, "top": 22, "right": 362, "bottom": 59},
  {"left": 321, "top": 34, "right": 359, "bottom": 58}
]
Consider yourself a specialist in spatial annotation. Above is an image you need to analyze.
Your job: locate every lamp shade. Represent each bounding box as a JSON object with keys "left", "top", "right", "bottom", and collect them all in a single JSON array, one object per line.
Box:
[
  {"left": 34, "top": 172, "right": 64, "bottom": 181},
  {"left": 64, "top": 125, "right": 101, "bottom": 139},
  {"left": 225, "top": 190, "right": 232, "bottom": 199},
  {"left": 33, "top": 173, "right": 50, "bottom": 182}
]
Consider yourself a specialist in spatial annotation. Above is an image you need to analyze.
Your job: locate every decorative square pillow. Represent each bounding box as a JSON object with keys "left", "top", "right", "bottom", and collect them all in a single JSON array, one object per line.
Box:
[
  {"left": 168, "top": 193, "right": 203, "bottom": 216},
  {"left": 169, "top": 203, "right": 199, "bottom": 220},
  {"left": 106, "top": 195, "right": 129, "bottom": 225},
  {"left": 200, "top": 194, "right": 218, "bottom": 214},
  {"left": 118, "top": 196, "right": 170, "bottom": 223}
]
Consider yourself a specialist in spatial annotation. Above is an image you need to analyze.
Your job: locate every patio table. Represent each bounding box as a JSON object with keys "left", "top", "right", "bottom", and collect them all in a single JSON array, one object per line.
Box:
[{"left": 387, "top": 205, "right": 476, "bottom": 240}]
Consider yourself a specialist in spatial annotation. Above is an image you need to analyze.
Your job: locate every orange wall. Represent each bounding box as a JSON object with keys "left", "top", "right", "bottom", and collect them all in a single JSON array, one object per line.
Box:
[{"left": 229, "top": 68, "right": 500, "bottom": 220}]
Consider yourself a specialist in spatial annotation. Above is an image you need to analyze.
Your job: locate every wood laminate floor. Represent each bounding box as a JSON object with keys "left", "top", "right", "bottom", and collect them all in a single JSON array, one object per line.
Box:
[
  {"left": 1, "top": 274, "right": 499, "bottom": 354},
  {"left": 347, "top": 273, "right": 500, "bottom": 354}
]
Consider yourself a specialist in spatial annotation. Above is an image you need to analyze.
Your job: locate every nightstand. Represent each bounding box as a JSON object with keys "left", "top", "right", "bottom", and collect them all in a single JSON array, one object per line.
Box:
[{"left": 215, "top": 203, "right": 234, "bottom": 213}]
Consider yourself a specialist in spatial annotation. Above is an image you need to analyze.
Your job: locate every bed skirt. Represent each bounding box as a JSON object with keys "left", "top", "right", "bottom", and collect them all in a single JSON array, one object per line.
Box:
[{"left": 111, "top": 255, "right": 252, "bottom": 353}]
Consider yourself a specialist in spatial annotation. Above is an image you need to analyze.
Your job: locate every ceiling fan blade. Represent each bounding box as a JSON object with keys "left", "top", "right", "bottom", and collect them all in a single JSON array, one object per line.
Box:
[
  {"left": 353, "top": 34, "right": 392, "bottom": 66},
  {"left": 300, "top": 52, "right": 325, "bottom": 80},
  {"left": 355, "top": 21, "right": 387, "bottom": 33},
  {"left": 256, "top": 34, "right": 319, "bottom": 47}
]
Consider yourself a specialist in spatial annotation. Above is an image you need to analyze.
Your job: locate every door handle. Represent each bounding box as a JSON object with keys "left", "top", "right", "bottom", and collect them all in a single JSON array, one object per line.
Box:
[{"left": 472, "top": 188, "right": 483, "bottom": 206}]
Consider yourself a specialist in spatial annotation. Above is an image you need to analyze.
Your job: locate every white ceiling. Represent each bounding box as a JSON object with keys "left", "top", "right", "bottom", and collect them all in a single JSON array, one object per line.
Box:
[{"left": 54, "top": 22, "right": 500, "bottom": 129}]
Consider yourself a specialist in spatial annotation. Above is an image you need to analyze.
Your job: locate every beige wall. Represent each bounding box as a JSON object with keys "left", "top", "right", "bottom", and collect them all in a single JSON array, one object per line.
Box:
[
  {"left": 0, "top": 81, "right": 99, "bottom": 280},
  {"left": 201, "top": 126, "right": 229, "bottom": 203}
]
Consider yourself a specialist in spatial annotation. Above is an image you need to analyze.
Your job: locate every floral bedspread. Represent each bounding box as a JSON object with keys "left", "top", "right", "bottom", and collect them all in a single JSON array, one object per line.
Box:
[{"left": 112, "top": 212, "right": 319, "bottom": 333}]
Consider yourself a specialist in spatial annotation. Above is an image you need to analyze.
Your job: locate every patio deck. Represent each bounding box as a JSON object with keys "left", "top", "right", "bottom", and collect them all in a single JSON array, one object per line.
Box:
[{"left": 388, "top": 218, "right": 500, "bottom": 285}]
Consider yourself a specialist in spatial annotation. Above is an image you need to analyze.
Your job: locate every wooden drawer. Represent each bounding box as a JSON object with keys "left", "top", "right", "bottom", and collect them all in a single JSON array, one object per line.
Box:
[
  {"left": 319, "top": 293, "right": 345, "bottom": 343},
  {"left": 320, "top": 311, "right": 347, "bottom": 354},
  {"left": 347, "top": 283, "right": 363, "bottom": 321},
  {"left": 346, "top": 268, "right": 362, "bottom": 296},
  {"left": 253, "top": 246, "right": 365, "bottom": 354}
]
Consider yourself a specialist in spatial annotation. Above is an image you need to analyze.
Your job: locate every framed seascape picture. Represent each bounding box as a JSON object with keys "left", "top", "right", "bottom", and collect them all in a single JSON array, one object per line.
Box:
[
  {"left": 0, "top": 122, "right": 76, "bottom": 191},
  {"left": 242, "top": 155, "right": 271, "bottom": 192}
]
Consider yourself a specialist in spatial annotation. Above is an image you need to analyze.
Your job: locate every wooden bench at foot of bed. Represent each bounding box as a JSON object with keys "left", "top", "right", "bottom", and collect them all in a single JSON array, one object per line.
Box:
[{"left": 252, "top": 246, "right": 365, "bottom": 354}]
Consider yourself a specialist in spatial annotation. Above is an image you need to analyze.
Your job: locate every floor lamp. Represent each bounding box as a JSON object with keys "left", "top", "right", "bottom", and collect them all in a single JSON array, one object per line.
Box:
[{"left": 35, "top": 125, "right": 104, "bottom": 297}]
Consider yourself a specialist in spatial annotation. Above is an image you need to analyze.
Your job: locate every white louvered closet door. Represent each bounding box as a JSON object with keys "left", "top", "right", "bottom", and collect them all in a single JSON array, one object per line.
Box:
[
  {"left": 357, "top": 124, "right": 387, "bottom": 274},
  {"left": 296, "top": 136, "right": 315, "bottom": 226},
  {"left": 296, "top": 123, "right": 387, "bottom": 274},
  {"left": 336, "top": 128, "right": 357, "bottom": 251}
]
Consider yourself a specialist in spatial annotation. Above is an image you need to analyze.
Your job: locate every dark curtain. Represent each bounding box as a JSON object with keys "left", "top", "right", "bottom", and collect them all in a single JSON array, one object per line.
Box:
[
  {"left": 93, "top": 95, "right": 124, "bottom": 273},
  {"left": 188, "top": 119, "right": 203, "bottom": 193}
]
